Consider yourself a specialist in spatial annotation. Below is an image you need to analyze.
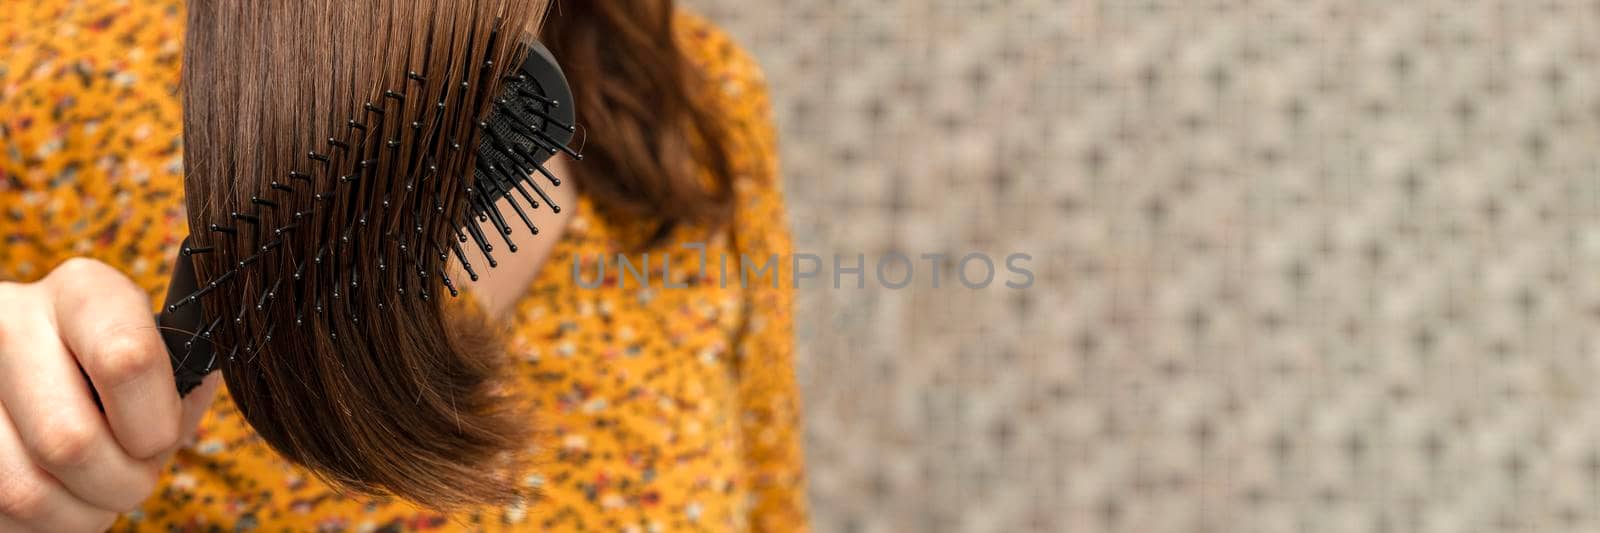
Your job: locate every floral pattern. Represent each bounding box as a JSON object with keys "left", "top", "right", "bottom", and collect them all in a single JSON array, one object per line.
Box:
[{"left": 0, "top": 2, "right": 806, "bottom": 531}]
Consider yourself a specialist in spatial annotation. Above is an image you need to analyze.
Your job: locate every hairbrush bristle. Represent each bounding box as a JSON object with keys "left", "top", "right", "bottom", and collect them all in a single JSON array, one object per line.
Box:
[
  {"left": 169, "top": 0, "right": 576, "bottom": 509},
  {"left": 173, "top": 11, "right": 582, "bottom": 371}
]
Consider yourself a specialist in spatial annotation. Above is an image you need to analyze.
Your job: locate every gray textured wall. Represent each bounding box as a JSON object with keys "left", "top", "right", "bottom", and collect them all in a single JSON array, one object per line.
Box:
[{"left": 687, "top": 1, "right": 1600, "bottom": 532}]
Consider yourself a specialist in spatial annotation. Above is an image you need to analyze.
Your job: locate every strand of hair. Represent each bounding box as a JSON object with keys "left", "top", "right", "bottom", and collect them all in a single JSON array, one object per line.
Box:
[{"left": 447, "top": 238, "right": 482, "bottom": 281}]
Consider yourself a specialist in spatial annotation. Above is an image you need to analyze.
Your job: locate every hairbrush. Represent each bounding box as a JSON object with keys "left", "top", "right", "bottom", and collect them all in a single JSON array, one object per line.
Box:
[{"left": 153, "top": 39, "right": 578, "bottom": 396}]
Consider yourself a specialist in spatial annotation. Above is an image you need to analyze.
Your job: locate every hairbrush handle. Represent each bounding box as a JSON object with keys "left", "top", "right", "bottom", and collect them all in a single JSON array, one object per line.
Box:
[{"left": 157, "top": 238, "right": 218, "bottom": 396}]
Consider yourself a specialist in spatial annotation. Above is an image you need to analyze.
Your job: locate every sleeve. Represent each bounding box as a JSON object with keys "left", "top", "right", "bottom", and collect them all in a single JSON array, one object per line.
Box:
[{"left": 716, "top": 30, "right": 813, "bottom": 533}]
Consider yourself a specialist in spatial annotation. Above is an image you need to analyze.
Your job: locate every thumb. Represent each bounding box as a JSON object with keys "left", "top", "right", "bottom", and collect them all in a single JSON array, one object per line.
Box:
[{"left": 160, "top": 372, "right": 223, "bottom": 462}]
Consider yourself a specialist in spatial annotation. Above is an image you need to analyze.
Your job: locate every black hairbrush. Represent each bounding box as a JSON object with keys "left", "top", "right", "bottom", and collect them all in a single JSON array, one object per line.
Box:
[{"left": 155, "top": 40, "right": 578, "bottom": 396}]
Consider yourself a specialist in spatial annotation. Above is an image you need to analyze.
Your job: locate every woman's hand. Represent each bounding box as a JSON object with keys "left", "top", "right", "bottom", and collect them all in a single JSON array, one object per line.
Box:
[{"left": 0, "top": 258, "right": 221, "bottom": 532}]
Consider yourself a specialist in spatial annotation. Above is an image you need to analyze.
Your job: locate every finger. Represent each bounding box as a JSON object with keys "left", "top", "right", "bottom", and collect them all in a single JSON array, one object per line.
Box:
[
  {"left": 159, "top": 373, "right": 223, "bottom": 465},
  {"left": 47, "top": 258, "right": 182, "bottom": 460},
  {"left": 179, "top": 372, "right": 222, "bottom": 444},
  {"left": 0, "top": 401, "right": 117, "bottom": 532},
  {"left": 0, "top": 285, "right": 161, "bottom": 512}
]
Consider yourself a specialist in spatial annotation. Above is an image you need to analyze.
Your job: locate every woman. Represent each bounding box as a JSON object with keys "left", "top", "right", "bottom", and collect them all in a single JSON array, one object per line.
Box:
[{"left": 0, "top": 1, "right": 807, "bottom": 531}]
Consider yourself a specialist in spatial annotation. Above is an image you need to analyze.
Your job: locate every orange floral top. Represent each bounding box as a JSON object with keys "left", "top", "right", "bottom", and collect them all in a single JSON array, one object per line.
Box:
[{"left": 0, "top": 2, "right": 808, "bottom": 531}]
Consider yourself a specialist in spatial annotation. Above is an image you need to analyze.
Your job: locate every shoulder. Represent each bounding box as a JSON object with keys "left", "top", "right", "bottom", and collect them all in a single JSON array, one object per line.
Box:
[
  {"left": 671, "top": 11, "right": 792, "bottom": 255},
  {"left": 673, "top": 9, "right": 777, "bottom": 151},
  {"left": 674, "top": 9, "right": 771, "bottom": 107}
]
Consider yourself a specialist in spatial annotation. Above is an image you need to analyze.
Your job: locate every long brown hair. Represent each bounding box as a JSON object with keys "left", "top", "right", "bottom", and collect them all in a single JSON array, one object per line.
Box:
[
  {"left": 180, "top": 0, "right": 737, "bottom": 508},
  {"left": 183, "top": 0, "right": 548, "bottom": 507},
  {"left": 543, "top": 0, "right": 739, "bottom": 241}
]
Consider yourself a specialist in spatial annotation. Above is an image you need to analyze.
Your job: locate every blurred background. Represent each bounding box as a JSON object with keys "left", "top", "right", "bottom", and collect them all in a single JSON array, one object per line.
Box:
[{"left": 687, "top": 1, "right": 1600, "bottom": 532}]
